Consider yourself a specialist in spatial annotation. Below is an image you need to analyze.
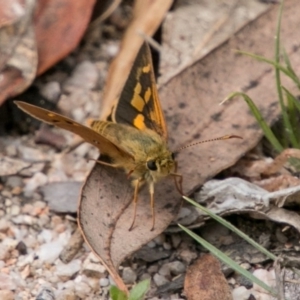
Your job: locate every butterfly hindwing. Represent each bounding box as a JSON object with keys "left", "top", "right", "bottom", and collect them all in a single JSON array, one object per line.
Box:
[
  {"left": 14, "top": 101, "right": 134, "bottom": 165},
  {"left": 111, "top": 43, "right": 167, "bottom": 140}
]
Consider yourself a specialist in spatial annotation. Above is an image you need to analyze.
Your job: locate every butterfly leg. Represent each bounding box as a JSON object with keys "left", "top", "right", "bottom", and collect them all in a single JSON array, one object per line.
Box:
[
  {"left": 129, "top": 179, "right": 140, "bottom": 231},
  {"left": 149, "top": 182, "right": 155, "bottom": 231},
  {"left": 170, "top": 162, "right": 184, "bottom": 195}
]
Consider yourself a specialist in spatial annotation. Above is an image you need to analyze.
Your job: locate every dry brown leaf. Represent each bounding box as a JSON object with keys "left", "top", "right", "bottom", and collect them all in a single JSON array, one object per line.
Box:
[
  {"left": 159, "top": 0, "right": 300, "bottom": 194},
  {"left": 0, "top": 0, "right": 37, "bottom": 106},
  {"left": 0, "top": 0, "right": 96, "bottom": 106},
  {"left": 100, "top": 0, "right": 173, "bottom": 119},
  {"left": 160, "top": 0, "right": 270, "bottom": 84},
  {"left": 79, "top": 164, "right": 180, "bottom": 292},
  {"left": 184, "top": 254, "right": 232, "bottom": 300},
  {"left": 34, "top": 0, "right": 96, "bottom": 75},
  {"left": 79, "top": 0, "right": 300, "bottom": 293}
]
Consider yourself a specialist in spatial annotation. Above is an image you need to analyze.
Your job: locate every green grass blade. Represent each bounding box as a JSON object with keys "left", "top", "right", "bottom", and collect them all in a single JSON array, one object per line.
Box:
[
  {"left": 236, "top": 51, "right": 300, "bottom": 86},
  {"left": 178, "top": 224, "right": 277, "bottom": 297},
  {"left": 129, "top": 280, "right": 150, "bottom": 300},
  {"left": 274, "top": 0, "right": 293, "bottom": 149},
  {"left": 224, "top": 92, "right": 283, "bottom": 152},
  {"left": 282, "top": 48, "right": 299, "bottom": 88},
  {"left": 282, "top": 87, "right": 300, "bottom": 148},
  {"left": 183, "top": 196, "right": 277, "bottom": 261},
  {"left": 110, "top": 286, "right": 128, "bottom": 300}
]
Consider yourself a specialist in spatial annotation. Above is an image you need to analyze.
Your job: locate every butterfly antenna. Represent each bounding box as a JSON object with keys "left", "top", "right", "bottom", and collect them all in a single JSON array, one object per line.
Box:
[{"left": 176, "top": 135, "right": 242, "bottom": 152}]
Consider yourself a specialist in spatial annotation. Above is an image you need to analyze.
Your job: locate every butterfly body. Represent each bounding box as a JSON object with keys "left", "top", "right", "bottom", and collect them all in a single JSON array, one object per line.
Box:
[{"left": 90, "top": 120, "right": 175, "bottom": 185}]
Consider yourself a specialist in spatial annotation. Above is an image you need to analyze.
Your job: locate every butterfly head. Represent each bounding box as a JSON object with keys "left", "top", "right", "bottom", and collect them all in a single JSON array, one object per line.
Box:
[{"left": 145, "top": 150, "right": 176, "bottom": 182}]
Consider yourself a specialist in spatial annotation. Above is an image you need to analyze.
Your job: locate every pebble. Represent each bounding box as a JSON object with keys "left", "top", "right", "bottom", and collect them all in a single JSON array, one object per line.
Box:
[
  {"left": 37, "top": 240, "right": 64, "bottom": 263},
  {"left": 0, "top": 273, "right": 17, "bottom": 290},
  {"left": 252, "top": 269, "right": 276, "bottom": 293},
  {"left": 40, "top": 81, "right": 61, "bottom": 102},
  {"left": 74, "top": 281, "right": 91, "bottom": 298},
  {"left": 154, "top": 234, "right": 165, "bottom": 245},
  {"left": 171, "top": 234, "right": 182, "bottom": 248},
  {"left": 36, "top": 287, "right": 55, "bottom": 300},
  {"left": 55, "top": 260, "right": 81, "bottom": 278},
  {"left": 56, "top": 289, "right": 76, "bottom": 300},
  {"left": 0, "top": 290, "right": 14, "bottom": 300},
  {"left": 63, "top": 61, "right": 99, "bottom": 92},
  {"left": 167, "top": 261, "right": 186, "bottom": 275},
  {"left": 232, "top": 286, "right": 251, "bottom": 300},
  {"left": 146, "top": 241, "right": 156, "bottom": 248},
  {"left": 163, "top": 242, "right": 172, "bottom": 250},
  {"left": 82, "top": 256, "right": 107, "bottom": 278},
  {"left": 99, "top": 278, "right": 109, "bottom": 287},
  {"left": 0, "top": 244, "right": 10, "bottom": 260},
  {"left": 178, "top": 249, "right": 198, "bottom": 264},
  {"left": 10, "top": 205, "right": 20, "bottom": 216},
  {"left": 153, "top": 273, "right": 170, "bottom": 287},
  {"left": 24, "top": 172, "right": 48, "bottom": 197},
  {"left": 18, "top": 146, "right": 50, "bottom": 162},
  {"left": 122, "top": 267, "right": 137, "bottom": 284},
  {"left": 6, "top": 176, "right": 23, "bottom": 188}
]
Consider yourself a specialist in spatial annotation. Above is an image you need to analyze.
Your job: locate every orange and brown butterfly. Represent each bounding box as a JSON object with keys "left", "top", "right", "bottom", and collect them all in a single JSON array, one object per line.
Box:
[
  {"left": 15, "top": 43, "right": 240, "bottom": 230},
  {"left": 14, "top": 43, "right": 181, "bottom": 231}
]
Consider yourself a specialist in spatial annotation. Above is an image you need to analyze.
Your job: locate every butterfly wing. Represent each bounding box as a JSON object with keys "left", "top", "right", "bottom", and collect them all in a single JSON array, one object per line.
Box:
[
  {"left": 108, "top": 43, "right": 168, "bottom": 140},
  {"left": 14, "top": 101, "right": 134, "bottom": 165}
]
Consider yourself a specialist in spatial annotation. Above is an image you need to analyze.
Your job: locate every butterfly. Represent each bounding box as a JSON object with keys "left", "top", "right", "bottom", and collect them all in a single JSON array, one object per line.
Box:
[{"left": 15, "top": 42, "right": 182, "bottom": 231}]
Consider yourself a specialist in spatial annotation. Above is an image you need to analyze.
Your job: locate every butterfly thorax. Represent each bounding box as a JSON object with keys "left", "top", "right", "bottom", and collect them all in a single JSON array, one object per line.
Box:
[{"left": 90, "top": 120, "right": 175, "bottom": 183}]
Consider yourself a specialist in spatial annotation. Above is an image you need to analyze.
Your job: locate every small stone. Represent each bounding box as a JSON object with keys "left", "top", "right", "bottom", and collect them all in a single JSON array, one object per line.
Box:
[
  {"left": 158, "top": 264, "right": 171, "bottom": 277},
  {"left": 154, "top": 234, "right": 165, "bottom": 245},
  {"left": 163, "top": 242, "right": 172, "bottom": 250},
  {"left": 0, "top": 244, "right": 10, "bottom": 260},
  {"left": 0, "top": 273, "right": 17, "bottom": 290},
  {"left": 38, "top": 229, "right": 53, "bottom": 243},
  {"left": 146, "top": 241, "right": 156, "bottom": 248},
  {"left": 171, "top": 234, "right": 182, "bottom": 248},
  {"left": 148, "top": 265, "right": 158, "bottom": 275},
  {"left": 10, "top": 205, "right": 20, "bottom": 216},
  {"left": 24, "top": 172, "right": 48, "bottom": 197},
  {"left": 74, "top": 281, "right": 91, "bottom": 298},
  {"left": 5, "top": 198, "right": 12, "bottom": 206},
  {"left": 253, "top": 269, "right": 276, "bottom": 293},
  {"left": 153, "top": 274, "right": 170, "bottom": 287},
  {"left": 16, "top": 241, "right": 27, "bottom": 255},
  {"left": 178, "top": 249, "right": 197, "bottom": 264},
  {"left": 36, "top": 287, "right": 55, "bottom": 300},
  {"left": 0, "top": 218, "right": 10, "bottom": 231},
  {"left": 82, "top": 256, "right": 106, "bottom": 278},
  {"left": 55, "top": 260, "right": 81, "bottom": 278},
  {"left": 5, "top": 145, "right": 17, "bottom": 157},
  {"left": 0, "top": 290, "right": 14, "bottom": 300},
  {"left": 168, "top": 261, "right": 186, "bottom": 275},
  {"left": 6, "top": 176, "right": 23, "bottom": 188},
  {"left": 232, "top": 286, "right": 251, "bottom": 300},
  {"left": 12, "top": 215, "right": 35, "bottom": 225},
  {"left": 99, "top": 278, "right": 109, "bottom": 287},
  {"left": 122, "top": 267, "right": 137, "bottom": 284},
  {"left": 56, "top": 289, "right": 76, "bottom": 300},
  {"left": 40, "top": 81, "right": 61, "bottom": 102},
  {"left": 63, "top": 61, "right": 99, "bottom": 92},
  {"left": 37, "top": 240, "right": 64, "bottom": 263}
]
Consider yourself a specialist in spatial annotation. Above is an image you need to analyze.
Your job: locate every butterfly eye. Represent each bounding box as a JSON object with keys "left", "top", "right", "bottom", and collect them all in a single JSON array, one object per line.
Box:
[{"left": 147, "top": 160, "right": 157, "bottom": 171}]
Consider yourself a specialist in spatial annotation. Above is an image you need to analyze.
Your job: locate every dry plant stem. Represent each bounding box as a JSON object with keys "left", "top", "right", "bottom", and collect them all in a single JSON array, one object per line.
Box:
[{"left": 274, "top": 258, "right": 285, "bottom": 300}]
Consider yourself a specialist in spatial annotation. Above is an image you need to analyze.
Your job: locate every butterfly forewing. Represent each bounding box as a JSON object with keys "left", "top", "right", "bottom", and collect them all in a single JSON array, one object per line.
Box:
[
  {"left": 14, "top": 101, "right": 134, "bottom": 166},
  {"left": 110, "top": 43, "right": 167, "bottom": 140}
]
